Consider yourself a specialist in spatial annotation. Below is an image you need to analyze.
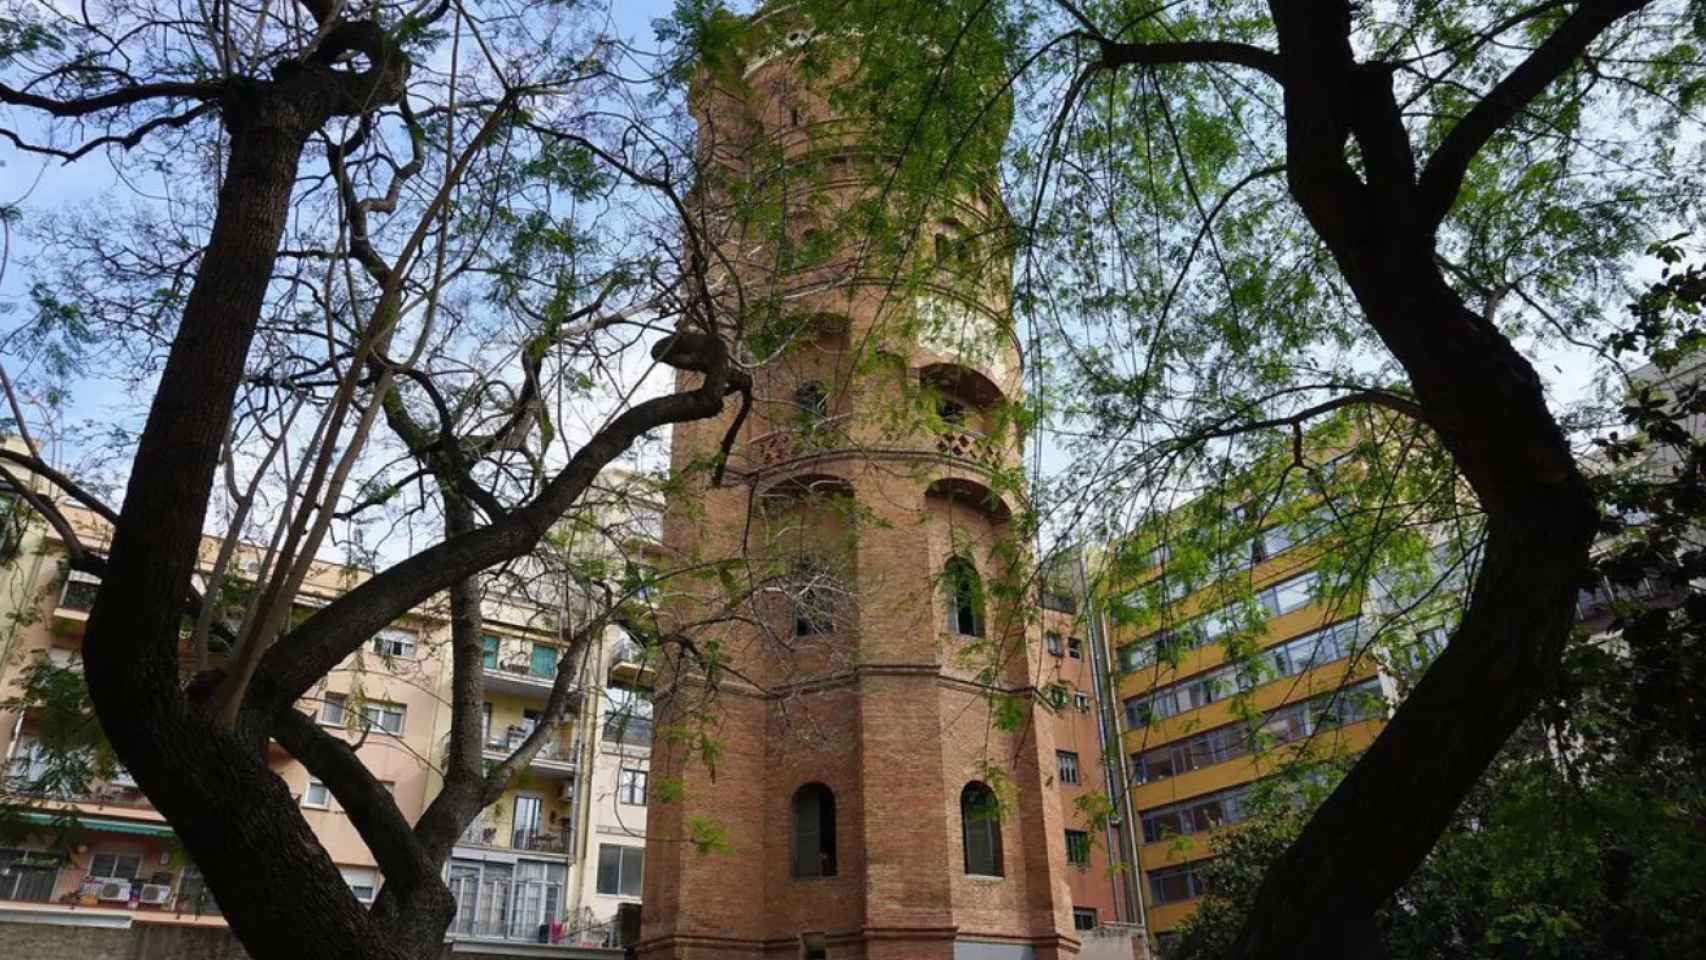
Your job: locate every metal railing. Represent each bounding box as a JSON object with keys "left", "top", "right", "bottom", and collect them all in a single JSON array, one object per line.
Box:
[
  {"left": 0, "top": 860, "right": 57, "bottom": 903},
  {"left": 600, "top": 714, "right": 653, "bottom": 749},
  {"left": 456, "top": 824, "right": 575, "bottom": 859},
  {"left": 481, "top": 729, "right": 582, "bottom": 765}
]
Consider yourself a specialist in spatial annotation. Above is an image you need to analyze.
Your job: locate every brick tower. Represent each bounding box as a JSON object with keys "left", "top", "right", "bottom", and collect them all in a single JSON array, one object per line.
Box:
[{"left": 639, "top": 9, "right": 1077, "bottom": 960}]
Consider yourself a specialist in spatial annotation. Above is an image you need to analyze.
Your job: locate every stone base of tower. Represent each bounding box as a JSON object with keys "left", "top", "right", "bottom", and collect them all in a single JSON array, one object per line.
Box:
[{"left": 635, "top": 929, "right": 1080, "bottom": 960}]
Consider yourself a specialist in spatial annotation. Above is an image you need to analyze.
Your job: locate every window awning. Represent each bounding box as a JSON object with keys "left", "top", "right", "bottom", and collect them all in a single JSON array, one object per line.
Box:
[{"left": 16, "top": 812, "right": 176, "bottom": 838}]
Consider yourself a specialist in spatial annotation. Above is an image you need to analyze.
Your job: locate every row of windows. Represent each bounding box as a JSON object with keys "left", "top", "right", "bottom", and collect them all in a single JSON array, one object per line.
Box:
[
  {"left": 1044, "top": 632, "right": 1084, "bottom": 659},
  {"left": 1118, "top": 571, "right": 1323, "bottom": 674},
  {"left": 1148, "top": 860, "right": 1212, "bottom": 905},
  {"left": 1123, "top": 617, "right": 1363, "bottom": 727},
  {"left": 1121, "top": 507, "right": 1330, "bottom": 612},
  {"left": 1141, "top": 784, "right": 1254, "bottom": 844},
  {"left": 319, "top": 693, "right": 407, "bottom": 734},
  {"left": 1044, "top": 684, "right": 1092, "bottom": 713},
  {"left": 1129, "top": 679, "right": 1385, "bottom": 784},
  {"left": 789, "top": 781, "right": 1009, "bottom": 880},
  {"left": 61, "top": 573, "right": 577, "bottom": 677}
]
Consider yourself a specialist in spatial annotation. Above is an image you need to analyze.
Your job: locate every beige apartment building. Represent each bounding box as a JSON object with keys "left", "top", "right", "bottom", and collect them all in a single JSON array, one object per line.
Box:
[{"left": 0, "top": 452, "right": 658, "bottom": 956}]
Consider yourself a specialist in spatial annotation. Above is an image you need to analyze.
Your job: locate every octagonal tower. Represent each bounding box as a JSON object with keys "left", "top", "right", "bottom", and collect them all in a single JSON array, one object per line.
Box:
[{"left": 640, "top": 10, "right": 1078, "bottom": 960}]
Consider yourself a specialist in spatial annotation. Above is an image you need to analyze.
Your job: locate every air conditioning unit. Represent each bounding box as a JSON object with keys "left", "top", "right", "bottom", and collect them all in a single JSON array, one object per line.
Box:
[
  {"left": 138, "top": 884, "right": 172, "bottom": 906},
  {"left": 97, "top": 880, "right": 132, "bottom": 902}
]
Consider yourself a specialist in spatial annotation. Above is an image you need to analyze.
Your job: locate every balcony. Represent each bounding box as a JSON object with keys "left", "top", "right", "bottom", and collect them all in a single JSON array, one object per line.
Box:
[
  {"left": 447, "top": 874, "right": 573, "bottom": 944},
  {"left": 740, "top": 415, "right": 853, "bottom": 473},
  {"left": 460, "top": 728, "right": 582, "bottom": 779},
  {"left": 481, "top": 635, "right": 581, "bottom": 703},
  {"left": 932, "top": 429, "right": 1007, "bottom": 470},
  {"left": 600, "top": 713, "right": 653, "bottom": 752},
  {"left": 607, "top": 638, "right": 654, "bottom": 687},
  {"left": 456, "top": 822, "right": 576, "bottom": 860},
  {"left": 50, "top": 570, "right": 100, "bottom": 634}
]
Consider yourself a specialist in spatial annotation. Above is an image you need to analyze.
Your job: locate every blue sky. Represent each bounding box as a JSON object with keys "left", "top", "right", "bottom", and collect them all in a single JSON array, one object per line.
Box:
[{"left": 0, "top": 0, "right": 1621, "bottom": 518}]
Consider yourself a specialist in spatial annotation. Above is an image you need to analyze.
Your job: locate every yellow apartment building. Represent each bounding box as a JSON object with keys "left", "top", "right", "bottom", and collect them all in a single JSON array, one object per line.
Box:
[{"left": 1098, "top": 448, "right": 1434, "bottom": 951}]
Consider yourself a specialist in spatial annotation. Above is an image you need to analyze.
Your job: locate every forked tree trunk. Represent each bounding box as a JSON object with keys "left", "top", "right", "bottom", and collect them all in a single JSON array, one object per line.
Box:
[
  {"left": 80, "top": 104, "right": 424, "bottom": 960},
  {"left": 1231, "top": 209, "right": 1598, "bottom": 960}
]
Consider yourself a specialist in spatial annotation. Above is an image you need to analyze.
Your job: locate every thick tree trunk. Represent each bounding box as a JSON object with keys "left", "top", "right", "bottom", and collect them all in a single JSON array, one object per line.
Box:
[
  {"left": 1231, "top": 247, "right": 1596, "bottom": 960},
  {"left": 81, "top": 104, "right": 421, "bottom": 960},
  {"left": 1220, "top": 8, "right": 1604, "bottom": 955}
]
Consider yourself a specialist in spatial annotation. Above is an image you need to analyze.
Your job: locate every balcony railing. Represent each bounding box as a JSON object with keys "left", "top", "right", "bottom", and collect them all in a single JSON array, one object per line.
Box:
[
  {"left": 0, "top": 860, "right": 216, "bottom": 917},
  {"left": 933, "top": 429, "right": 1005, "bottom": 468},
  {"left": 4, "top": 766, "right": 158, "bottom": 813},
  {"left": 478, "top": 728, "right": 582, "bottom": 766},
  {"left": 741, "top": 416, "right": 853, "bottom": 471},
  {"left": 0, "top": 855, "right": 58, "bottom": 904},
  {"left": 600, "top": 714, "right": 653, "bottom": 750},
  {"left": 457, "top": 821, "right": 575, "bottom": 854}
]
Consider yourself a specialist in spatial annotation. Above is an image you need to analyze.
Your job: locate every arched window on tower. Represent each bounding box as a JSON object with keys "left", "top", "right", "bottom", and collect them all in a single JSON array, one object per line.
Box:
[
  {"left": 944, "top": 556, "right": 985, "bottom": 637},
  {"left": 792, "top": 783, "right": 838, "bottom": 878},
  {"left": 794, "top": 559, "right": 834, "bottom": 636},
  {"left": 795, "top": 381, "right": 829, "bottom": 424},
  {"left": 960, "top": 781, "right": 1003, "bottom": 876}
]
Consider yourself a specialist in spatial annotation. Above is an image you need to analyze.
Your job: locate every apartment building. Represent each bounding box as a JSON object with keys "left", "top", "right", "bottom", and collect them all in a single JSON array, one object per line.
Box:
[
  {"left": 1098, "top": 453, "right": 1407, "bottom": 951},
  {"left": 0, "top": 452, "right": 657, "bottom": 956}
]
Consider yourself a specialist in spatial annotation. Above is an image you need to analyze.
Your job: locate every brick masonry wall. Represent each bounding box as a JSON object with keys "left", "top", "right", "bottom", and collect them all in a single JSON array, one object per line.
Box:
[{"left": 641, "top": 20, "right": 1072, "bottom": 960}]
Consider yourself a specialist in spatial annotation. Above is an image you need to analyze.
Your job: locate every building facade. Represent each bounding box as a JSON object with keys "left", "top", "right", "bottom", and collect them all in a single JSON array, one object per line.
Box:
[
  {"left": 1095, "top": 448, "right": 1422, "bottom": 950},
  {"left": 637, "top": 9, "right": 1083, "bottom": 960},
  {"left": 0, "top": 453, "right": 656, "bottom": 956},
  {"left": 1035, "top": 557, "right": 1145, "bottom": 950}
]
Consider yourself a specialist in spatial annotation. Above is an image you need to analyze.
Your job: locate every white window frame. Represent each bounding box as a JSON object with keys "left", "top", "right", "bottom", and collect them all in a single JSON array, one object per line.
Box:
[
  {"left": 89, "top": 852, "right": 141, "bottom": 881},
  {"left": 1056, "top": 751, "right": 1080, "bottom": 785},
  {"left": 59, "top": 569, "right": 102, "bottom": 611},
  {"left": 371, "top": 628, "right": 417, "bottom": 659},
  {"left": 361, "top": 702, "right": 406, "bottom": 735},
  {"left": 319, "top": 692, "right": 347, "bottom": 727},
  {"left": 340, "top": 866, "right": 379, "bottom": 905},
  {"left": 617, "top": 768, "right": 648, "bottom": 806},
  {"left": 595, "top": 843, "right": 644, "bottom": 899},
  {"left": 303, "top": 778, "right": 331, "bottom": 809}
]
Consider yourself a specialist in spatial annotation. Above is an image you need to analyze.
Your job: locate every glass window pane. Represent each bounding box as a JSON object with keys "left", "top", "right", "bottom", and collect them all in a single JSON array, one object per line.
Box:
[
  {"left": 596, "top": 845, "right": 620, "bottom": 895},
  {"left": 621, "top": 847, "right": 644, "bottom": 897}
]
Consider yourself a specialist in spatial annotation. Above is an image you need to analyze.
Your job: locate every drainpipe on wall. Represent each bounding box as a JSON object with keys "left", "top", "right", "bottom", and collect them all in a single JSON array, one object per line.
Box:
[
  {"left": 1076, "top": 546, "right": 1151, "bottom": 955},
  {"left": 1078, "top": 567, "right": 1128, "bottom": 922},
  {"left": 565, "top": 621, "right": 602, "bottom": 924}
]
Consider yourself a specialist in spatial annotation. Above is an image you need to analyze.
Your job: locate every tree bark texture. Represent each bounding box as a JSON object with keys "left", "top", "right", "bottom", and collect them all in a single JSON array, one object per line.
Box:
[
  {"left": 1223, "top": 3, "right": 1612, "bottom": 957},
  {"left": 66, "top": 31, "right": 741, "bottom": 955},
  {"left": 81, "top": 102, "right": 421, "bottom": 959}
]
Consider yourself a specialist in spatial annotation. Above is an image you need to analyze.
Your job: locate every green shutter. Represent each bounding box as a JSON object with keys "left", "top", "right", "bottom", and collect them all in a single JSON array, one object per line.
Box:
[{"left": 530, "top": 643, "right": 557, "bottom": 678}]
